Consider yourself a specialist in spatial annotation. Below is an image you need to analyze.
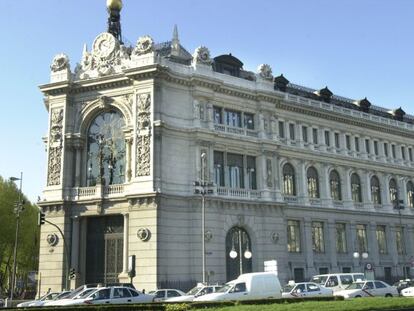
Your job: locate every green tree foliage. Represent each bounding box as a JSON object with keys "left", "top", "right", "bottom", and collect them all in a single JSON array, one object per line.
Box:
[{"left": 0, "top": 175, "right": 40, "bottom": 297}]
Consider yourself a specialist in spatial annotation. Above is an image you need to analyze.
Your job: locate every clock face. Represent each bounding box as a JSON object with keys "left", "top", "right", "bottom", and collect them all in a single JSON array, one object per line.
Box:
[{"left": 93, "top": 33, "right": 117, "bottom": 58}]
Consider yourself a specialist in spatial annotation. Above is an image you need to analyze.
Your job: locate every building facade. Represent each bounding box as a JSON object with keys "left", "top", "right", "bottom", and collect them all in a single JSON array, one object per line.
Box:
[{"left": 38, "top": 2, "right": 414, "bottom": 292}]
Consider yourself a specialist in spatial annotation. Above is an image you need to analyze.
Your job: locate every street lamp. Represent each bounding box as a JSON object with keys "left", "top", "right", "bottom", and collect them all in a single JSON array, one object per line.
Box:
[
  {"left": 194, "top": 152, "right": 214, "bottom": 284},
  {"left": 9, "top": 172, "right": 23, "bottom": 303},
  {"left": 394, "top": 197, "right": 407, "bottom": 278},
  {"left": 353, "top": 251, "right": 369, "bottom": 274},
  {"left": 229, "top": 228, "right": 252, "bottom": 276}
]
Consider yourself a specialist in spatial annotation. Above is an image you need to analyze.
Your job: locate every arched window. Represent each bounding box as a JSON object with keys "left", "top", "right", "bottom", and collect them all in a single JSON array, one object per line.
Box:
[
  {"left": 389, "top": 178, "right": 398, "bottom": 204},
  {"left": 329, "top": 170, "right": 341, "bottom": 201},
  {"left": 283, "top": 163, "right": 296, "bottom": 196},
  {"left": 407, "top": 181, "right": 414, "bottom": 208},
  {"left": 370, "top": 176, "right": 381, "bottom": 204},
  {"left": 86, "top": 110, "right": 126, "bottom": 186},
  {"left": 226, "top": 227, "right": 252, "bottom": 281},
  {"left": 351, "top": 173, "right": 362, "bottom": 203},
  {"left": 307, "top": 167, "right": 319, "bottom": 198}
]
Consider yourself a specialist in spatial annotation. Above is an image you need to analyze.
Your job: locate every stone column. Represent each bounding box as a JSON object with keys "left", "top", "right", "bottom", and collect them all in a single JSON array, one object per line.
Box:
[
  {"left": 379, "top": 140, "right": 386, "bottom": 162},
  {"left": 70, "top": 216, "right": 80, "bottom": 288},
  {"left": 74, "top": 145, "right": 83, "bottom": 187},
  {"left": 125, "top": 137, "right": 133, "bottom": 182},
  {"left": 273, "top": 154, "right": 283, "bottom": 201},
  {"left": 368, "top": 222, "right": 380, "bottom": 267},
  {"left": 297, "top": 123, "right": 303, "bottom": 148},
  {"left": 342, "top": 168, "right": 353, "bottom": 208},
  {"left": 122, "top": 213, "right": 129, "bottom": 274},
  {"left": 319, "top": 164, "right": 331, "bottom": 207},
  {"left": 350, "top": 135, "right": 356, "bottom": 157},
  {"left": 349, "top": 222, "right": 359, "bottom": 270},
  {"left": 361, "top": 170, "right": 372, "bottom": 208},
  {"left": 339, "top": 132, "right": 347, "bottom": 155},
  {"left": 298, "top": 161, "right": 309, "bottom": 205},
  {"left": 327, "top": 221, "right": 338, "bottom": 271},
  {"left": 304, "top": 219, "right": 316, "bottom": 276},
  {"left": 398, "top": 177, "right": 408, "bottom": 208}
]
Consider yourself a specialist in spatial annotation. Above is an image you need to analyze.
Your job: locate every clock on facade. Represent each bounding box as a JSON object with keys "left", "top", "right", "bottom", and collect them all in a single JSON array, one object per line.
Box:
[{"left": 92, "top": 32, "right": 118, "bottom": 58}]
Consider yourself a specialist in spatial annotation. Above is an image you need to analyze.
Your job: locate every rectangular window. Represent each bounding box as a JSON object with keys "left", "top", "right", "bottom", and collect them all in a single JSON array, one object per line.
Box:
[
  {"left": 409, "top": 148, "right": 413, "bottom": 162},
  {"left": 244, "top": 113, "right": 254, "bottom": 130},
  {"left": 392, "top": 144, "right": 396, "bottom": 158},
  {"left": 336, "top": 223, "right": 347, "bottom": 253},
  {"left": 226, "top": 153, "right": 244, "bottom": 189},
  {"left": 213, "top": 106, "right": 222, "bottom": 124},
  {"left": 313, "top": 128, "right": 318, "bottom": 144},
  {"left": 384, "top": 143, "right": 389, "bottom": 157},
  {"left": 302, "top": 126, "right": 308, "bottom": 143},
  {"left": 225, "top": 110, "right": 242, "bottom": 127},
  {"left": 214, "top": 151, "right": 224, "bottom": 187},
  {"left": 376, "top": 225, "right": 387, "bottom": 254},
  {"left": 335, "top": 133, "right": 340, "bottom": 149},
  {"left": 356, "top": 224, "right": 368, "bottom": 253},
  {"left": 355, "top": 137, "right": 360, "bottom": 152},
  {"left": 319, "top": 267, "right": 329, "bottom": 275},
  {"left": 312, "top": 222, "right": 325, "bottom": 253},
  {"left": 374, "top": 141, "right": 379, "bottom": 156},
  {"left": 325, "top": 131, "right": 330, "bottom": 147},
  {"left": 346, "top": 135, "right": 351, "bottom": 150},
  {"left": 396, "top": 226, "right": 404, "bottom": 255},
  {"left": 246, "top": 156, "right": 257, "bottom": 190},
  {"left": 402, "top": 146, "right": 406, "bottom": 160},
  {"left": 289, "top": 123, "right": 295, "bottom": 140},
  {"left": 278, "top": 121, "right": 285, "bottom": 138},
  {"left": 365, "top": 139, "right": 370, "bottom": 154},
  {"left": 287, "top": 220, "right": 301, "bottom": 253}
]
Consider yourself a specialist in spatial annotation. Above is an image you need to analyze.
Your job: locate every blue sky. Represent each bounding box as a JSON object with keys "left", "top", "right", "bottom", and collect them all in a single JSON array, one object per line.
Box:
[{"left": 1, "top": 0, "right": 414, "bottom": 202}]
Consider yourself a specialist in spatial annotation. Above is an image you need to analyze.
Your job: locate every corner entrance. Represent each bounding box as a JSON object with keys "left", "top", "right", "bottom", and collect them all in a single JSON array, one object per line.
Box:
[
  {"left": 85, "top": 215, "right": 123, "bottom": 283},
  {"left": 226, "top": 227, "right": 252, "bottom": 281}
]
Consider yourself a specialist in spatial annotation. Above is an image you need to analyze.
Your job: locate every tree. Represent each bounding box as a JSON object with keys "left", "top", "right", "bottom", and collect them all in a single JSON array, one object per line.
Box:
[{"left": 0, "top": 176, "right": 40, "bottom": 298}]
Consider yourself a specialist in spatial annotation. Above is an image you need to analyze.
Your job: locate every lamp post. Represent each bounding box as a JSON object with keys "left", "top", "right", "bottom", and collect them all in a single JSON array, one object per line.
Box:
[
  {"left": 194, "top": 152, "right": 214, "bottom": 284},
  {"left": 9, "top": 172, "right": 23, "bottom": 303},
  {"left": 353, "top": 251, "right": 369, "bottom": 271}
]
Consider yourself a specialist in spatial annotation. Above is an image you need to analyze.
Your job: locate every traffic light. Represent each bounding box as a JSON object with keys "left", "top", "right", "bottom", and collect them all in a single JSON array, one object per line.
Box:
[
  {"left": 38, "top": 212, "right": 46, "bottom": 226},
  {"left": 69, "top": 268, "right": 76, "bottom": 280}
]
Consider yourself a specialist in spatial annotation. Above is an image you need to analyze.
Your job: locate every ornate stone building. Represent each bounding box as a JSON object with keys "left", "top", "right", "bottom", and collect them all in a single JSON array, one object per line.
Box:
[{"left": 38, "top": 0, "right": 414, "bottom": 292}]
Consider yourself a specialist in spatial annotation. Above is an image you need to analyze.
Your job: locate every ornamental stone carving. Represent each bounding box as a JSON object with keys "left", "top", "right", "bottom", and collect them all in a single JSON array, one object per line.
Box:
[
  {"left": 257, "top": 64, "right": 273, "bottom": 80},
  {"left": 47, "top": 108, "right": 64, "bottom": 186},
  {"left": 266, "top": 158, "right": 273, "bottom": 187},
  {"left": 137, "top": 227, "right": 151, "bottom": 241},
  {"left": 192, "top": 46, "right": 212, "bottom": 65},
  {"left": 46, "top": 233, "right": 59, "bottom": 247},
  {"left": 47, "top": 146, "right": 62, "bottom": 186},
  {"left": 136, "top": 93, "right": 152, "bottom": 177},
  {"left": 132, "top": 36, "right": 154, "bottom": 56},
  {"left": 50, "top": 53, "right": 70, "bottom": 72},
  {"left": 50, "top": 109, "right": 64, "bottom": 142}
]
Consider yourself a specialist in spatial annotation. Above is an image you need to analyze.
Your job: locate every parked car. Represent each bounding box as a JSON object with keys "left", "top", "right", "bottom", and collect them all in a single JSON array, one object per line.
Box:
[
  {"left": 394, "top": 279, "right": 414, "bottom": 294},
  {"left": 17, "top": 292, "right": 61, "bottom": 308},
  {"left": 25, "top": 291, "right": 72, "bottom": 307},
  {"left": 282, "top": 282, "right": 333, "bottom": 298},
  {"left": 166, "top": 284, "right": 222, "bottom": 302},
  {"left": 149, "top": 289, "right": 186, "bottom": 302},
  {"left": 54, "top": 286, "right": 153, "bottom": 306},
  {"left": 193, "top": 272, "right": 282, "bottom": 302},
  {"left": 311, "top": 273, "right": 366, "bottom": 292},
  {"left": 43, "top": 288, "right": 98, "bottom": 306},
  {"left": 400, "top": 285, "right": 414, "bottom": 297},
  {"left": 0, "top": 298, "right": 4, "bottom": 307},
  {"left": 334, "top": 280, "right": 398, "bottom": 298}
]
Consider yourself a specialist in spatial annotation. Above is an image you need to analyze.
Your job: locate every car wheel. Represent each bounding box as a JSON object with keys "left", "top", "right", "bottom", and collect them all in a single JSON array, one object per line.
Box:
[
  {"left": 385, "top": 294, "right": 393, "bottom": 297},
  {"left": 355, "top": 295, "right": 362, "bottom": 298}
]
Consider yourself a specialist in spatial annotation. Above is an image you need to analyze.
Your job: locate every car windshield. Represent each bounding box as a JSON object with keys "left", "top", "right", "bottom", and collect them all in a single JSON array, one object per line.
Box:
[
  {"left": 77, "top": 289, "right": 97, "bottom": 299},
  {"left": 217, "top": 284, "right": 233, "bottom": 293},
  {"left": 283, "top": 285, "right": 295, "bottom": 293},
  {"left": 186, "top": 286, "right": 203, "bottom": 295},
  {"left": 312, "top": 276, "right": 328, "bottom": 285},
  {"left": 53, "top": 292, "right": 72, "bottom": 300},
  {"left": 346, "top": 283, "right": 364, "bottom": 290}
]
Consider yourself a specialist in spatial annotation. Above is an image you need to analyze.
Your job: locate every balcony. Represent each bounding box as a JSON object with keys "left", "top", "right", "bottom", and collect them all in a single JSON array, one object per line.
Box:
[
  {"left": 68, "top": 184, "right": 125, "bottom": 201},
  {"left": 214, "top": 124, "right": 258, "bottom": 138},
  {"left": 216, "top": 187, "right": 261, "bottom": 199}
]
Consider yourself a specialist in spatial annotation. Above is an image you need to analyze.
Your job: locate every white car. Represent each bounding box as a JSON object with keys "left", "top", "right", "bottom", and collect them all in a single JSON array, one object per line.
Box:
[
  {"left": 334, "top": 280, "right": 398, "bottom": 298},
  {"left": 17, "top": 292, "right": 61, "bottom": 308},
  {"left": 401, "top": 286, "right": 414, "bottom": 297},
  {"left": 56, "top": 286, "right": 153, "bottom": 305},
  {"left": 282, "top": 282, "right": 333, "bottom": 298},
  {"left": 166, "top": 284, "right": 222, "bottom": 302},
  {"left": 44, "top": 288, "right": 98, "bottom": 306},
  {"left": 149, "top": 289, "right": 186, "bottom": 302}
]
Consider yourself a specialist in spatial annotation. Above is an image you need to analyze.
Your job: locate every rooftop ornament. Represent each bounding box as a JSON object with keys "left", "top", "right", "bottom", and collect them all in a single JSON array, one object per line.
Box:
[
  {"left": 391, "top": 107, "right": 406, "bottom": 121},
  {"left": 106, "top": 0, "right": 123, "bottom": 44},
  {"left": 316, "top": 86, "right": 333, "bottom": 103},
  {"left": 357, "top": 97, "right": 371, "bottom": 112},
  {"left": 274, "top": 74, "right": 289, "bottom": 92}
]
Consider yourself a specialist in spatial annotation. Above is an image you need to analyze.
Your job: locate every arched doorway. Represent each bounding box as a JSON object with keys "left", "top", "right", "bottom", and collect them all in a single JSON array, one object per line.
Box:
[{"left": 226, "top": 227, "right": 252, "bottom": 281}]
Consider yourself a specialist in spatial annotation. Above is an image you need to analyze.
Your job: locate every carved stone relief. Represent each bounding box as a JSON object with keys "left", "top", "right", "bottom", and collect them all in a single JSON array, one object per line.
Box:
[
  {"left": 47, "top": 108, "right": 64, "bottom": 186},
  {"left": 266, "top": 158, "right": 273, "bottom": 187},
  {"left": 136, "top": 93, "right": 151, "bottom": 177}
]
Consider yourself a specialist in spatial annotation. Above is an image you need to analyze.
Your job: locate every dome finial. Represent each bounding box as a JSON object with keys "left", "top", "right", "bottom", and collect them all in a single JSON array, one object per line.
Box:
[
  {"left": 106, "top": 0, "right": 123, "bottom": 11},
  {"left": 106, "top": 0, "right": 123, "bottom": 43}
]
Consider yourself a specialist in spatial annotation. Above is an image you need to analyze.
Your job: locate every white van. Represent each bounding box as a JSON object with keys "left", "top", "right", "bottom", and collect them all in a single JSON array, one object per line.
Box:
[
  {"left": 311, "top": 273, "right": 366, "bottom": 292},
  {"left": 193, "top": 272, "right": 282, "bottom": 302}
]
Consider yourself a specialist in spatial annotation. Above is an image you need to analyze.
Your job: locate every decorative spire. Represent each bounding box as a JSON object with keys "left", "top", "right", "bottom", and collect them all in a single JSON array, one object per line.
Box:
[
  {"left": 171, "top": 24, "right": 180, "bottom": 56},
  {"left": 106, "top": 0, "right": 123, "bottom": 44},
  {"left": 82, "top": 43, "right": 88, "bottom": 57}
]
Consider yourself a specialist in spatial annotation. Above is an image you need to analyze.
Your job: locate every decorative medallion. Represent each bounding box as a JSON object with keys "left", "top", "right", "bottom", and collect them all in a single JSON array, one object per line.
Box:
[
  {"left": 133, "top": 36, "right": 154, "bottom": 56},
  {"left": 137, "top": 228, "right": 151, "bottom": 241},
  {"left": 193, "top": 46, "right": 212, "bottom": 65},
  {"left": 92, "top": 32, "right": 118, "bottom": 59},
  {"left": 50, "top": 54, "right": 70, "bottom": 72},
  {"left": 257, "top": 64, "right": 273, "bottom": 80},
  {"left": 46, "top": 233, "right": 59, "bottom": 247},
  {"left": 205, "top": 230, "right": 213, "bottom": 242},
  {"left": 271, "top": 232, "right": 279, "bottom": 244}
]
